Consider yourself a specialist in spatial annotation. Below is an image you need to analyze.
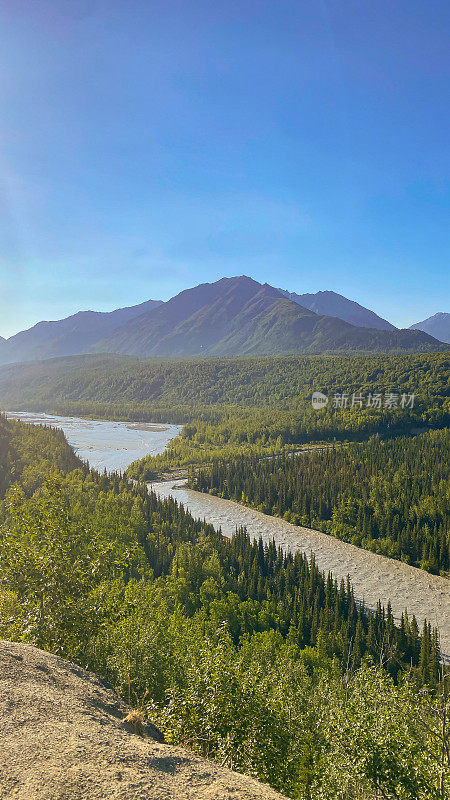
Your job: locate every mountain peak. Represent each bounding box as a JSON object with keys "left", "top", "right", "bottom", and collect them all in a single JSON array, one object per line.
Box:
[
  {"left": 89, "top": 275, "right": 442, "bottom": 358},
  {"left": 409, "top": 312, "right": 450, "bottom": 343},
  {"left": 277, "top": 288, "right": 396, "bottom": 330},
  {"left": 0, "top": 299, "right": 162, "bottom": 364},
  {"left": 417, "top": 311, "right": 447, "bottom": 321}
]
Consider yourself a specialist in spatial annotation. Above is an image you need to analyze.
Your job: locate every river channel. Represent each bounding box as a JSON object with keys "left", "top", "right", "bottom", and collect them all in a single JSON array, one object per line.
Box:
[{"left": 8, "top": 411, "right": 449, "bottom": 657}]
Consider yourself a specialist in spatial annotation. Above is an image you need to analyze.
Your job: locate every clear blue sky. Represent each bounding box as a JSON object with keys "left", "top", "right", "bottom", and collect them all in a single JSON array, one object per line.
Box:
[{"left": 0, "top": 0, "right": 449, "bottom": 336}]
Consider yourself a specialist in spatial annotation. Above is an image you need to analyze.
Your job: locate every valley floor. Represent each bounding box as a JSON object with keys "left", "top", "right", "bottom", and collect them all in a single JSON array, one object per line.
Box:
[{"left": 151, "top": 480, "right": 450, "bottom": 659}]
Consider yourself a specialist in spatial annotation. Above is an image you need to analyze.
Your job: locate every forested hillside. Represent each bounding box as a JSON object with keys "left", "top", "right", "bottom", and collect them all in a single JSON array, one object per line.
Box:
[
  {"left": 1, "top": 351, "right": 448, "bottom": 413},
  {"left": 1, "top": 352, "right": 448, "bottom": 476},
  {"left": 0, "top": 415, "right": 448, "bottom": 799},
  {"left": 0, "top": 412, "right": 80, "bottom": 496}
]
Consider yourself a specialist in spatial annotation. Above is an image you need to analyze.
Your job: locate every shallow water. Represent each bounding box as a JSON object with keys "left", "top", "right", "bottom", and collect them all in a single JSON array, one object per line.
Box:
[{"left": 6, "top": 412, "right": 181, "bottom": 473}]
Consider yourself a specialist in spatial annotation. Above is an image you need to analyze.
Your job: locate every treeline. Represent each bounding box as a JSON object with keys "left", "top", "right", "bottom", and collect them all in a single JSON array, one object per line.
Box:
[
  {"left": 0, "top": 417, "right": 448, "bottom": 798},
  {"left": 0, "top": 352, "right": 448, "bottom": 475},
  {"left": 192, "top": 429, "right": 450, "bottom": 574}
]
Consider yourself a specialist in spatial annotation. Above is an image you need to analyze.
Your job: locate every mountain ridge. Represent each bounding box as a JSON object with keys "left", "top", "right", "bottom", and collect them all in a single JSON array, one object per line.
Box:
[
  {"left": 409, "top": 312, "right": 450, "bottom": 344},
  {"left": 0, "top": 299, "right": 162, "bottom": 364},
  {"left": 91, "top": 276, "right": 443, "bottom": 357},
  {"left": 277, "top": 288, "right": 396, "bottom": 330}
]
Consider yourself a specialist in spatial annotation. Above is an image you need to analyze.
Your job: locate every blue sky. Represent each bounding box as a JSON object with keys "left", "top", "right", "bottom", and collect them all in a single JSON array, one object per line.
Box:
[{"left": 0, "top": 0, "right": 449, "bottom": 336}]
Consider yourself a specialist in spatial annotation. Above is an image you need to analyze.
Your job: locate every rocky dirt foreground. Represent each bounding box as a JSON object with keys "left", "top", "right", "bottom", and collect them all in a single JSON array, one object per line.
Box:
[{"left": 0, "top": 640, "right": 287, "bottom": 800}]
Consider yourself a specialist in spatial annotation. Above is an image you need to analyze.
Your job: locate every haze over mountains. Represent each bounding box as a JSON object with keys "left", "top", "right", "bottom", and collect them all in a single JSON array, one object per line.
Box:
[
  {"left": 0, "top": 276, "right": 446, "bottom": 365},
  {"left": 277, "top": 289, "right": 396, "bottom": 330},
  {"left": 409, "top": 312, "right": 450, "bottom": 344},
  {"left": 1, "top": 300, "right": 162, "bottom": 364}
]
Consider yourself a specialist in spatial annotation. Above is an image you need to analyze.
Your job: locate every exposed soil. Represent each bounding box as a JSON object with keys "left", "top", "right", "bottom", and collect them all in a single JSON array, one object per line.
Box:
[{"left": 0, "top": 639, "right": 287, "bottom": 800}]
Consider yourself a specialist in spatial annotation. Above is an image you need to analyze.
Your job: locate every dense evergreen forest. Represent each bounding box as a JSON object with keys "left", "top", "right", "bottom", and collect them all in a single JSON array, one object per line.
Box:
[
  {"left": 0, "top": 352, "right": 448, "bottom": 476},
  {"left": 1, "top": 352, "right": 448, "bottom": 412},
  {"left": 192, "top": 430, "right": 450, "bottom": 574},
  {"left": 0, "top": 414, "right": 448, "bottom": 798}
]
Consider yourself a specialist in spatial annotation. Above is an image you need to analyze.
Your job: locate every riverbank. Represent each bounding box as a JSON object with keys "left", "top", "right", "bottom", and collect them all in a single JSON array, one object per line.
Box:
[{"left": 151, "top": 480, "right": 450, "bottom": 659}]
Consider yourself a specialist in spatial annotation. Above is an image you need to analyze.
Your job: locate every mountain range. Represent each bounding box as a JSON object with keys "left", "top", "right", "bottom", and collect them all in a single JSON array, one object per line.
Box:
[
  {"left": 409, "top": 312, "right": 450, "bottom": 344},
  {"left": 0, "top": 277, "right": 446, "bottom": 364}
]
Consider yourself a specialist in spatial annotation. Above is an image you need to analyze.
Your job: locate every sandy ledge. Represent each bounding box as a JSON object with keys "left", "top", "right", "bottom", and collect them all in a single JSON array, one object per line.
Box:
[{"left": 0, "top": 639, "right": 287, "bottom": 800}]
